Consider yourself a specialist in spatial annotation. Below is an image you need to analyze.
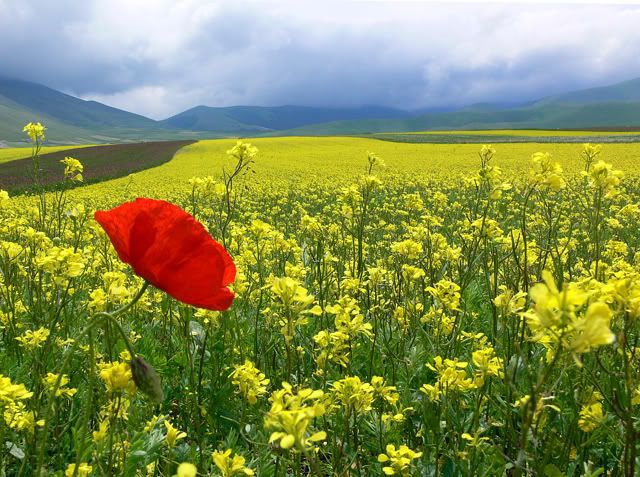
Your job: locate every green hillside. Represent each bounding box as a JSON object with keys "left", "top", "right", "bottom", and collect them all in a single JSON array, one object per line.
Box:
[
  {"left": 161, "top": 106, "right": 264, "bottom": 133},
  {"left": 263, "top": 77, "right": 640, "bottom": 135},
  {"left": 0, "top": 94, "right": 103, "bottom": 145},
  {"left": 0, "top": 78, "right": 213, "bottom": 145},
  {"left": 0, "top": 78, "right": 162, "bottom": 129},
  {"left": 271, "top": 101, "right": 640, "bottom": 136},
  {"left": 537, "top": 77, "right": 640, "bottom": 104},
  {"left": 0, "top": 94, "right": 211, "bottom": 145}
]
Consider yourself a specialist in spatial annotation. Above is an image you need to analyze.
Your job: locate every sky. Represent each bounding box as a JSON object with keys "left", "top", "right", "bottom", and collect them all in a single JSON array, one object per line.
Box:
[{"left": 1, "top": 0, "right": 640, "bottom": 119}]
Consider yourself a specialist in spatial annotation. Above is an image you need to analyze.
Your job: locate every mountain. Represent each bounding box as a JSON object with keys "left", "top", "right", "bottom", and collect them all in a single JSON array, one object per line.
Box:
[
  {"left": 161, "top": 105, "right": 411, "bottom": 132},
  {"left": 271, "top": 78, "right": 640, "bottom": 135},
  {"left": 536, "top": 77, "right": 640, "bottom": 105},
  {"left": 0, "top": 77, "right": 208, "bottom": 145},
  {"left": 0, "top": 93, "right": 100, "bottom": 145},
  {"left": 272, "top": 102, "right": 640, "bottom": 136},
  {"left": 0, "top": 77, "right": 412, "bottom": 145},
  {"left": 2, "top": 75, "right": 640, "bottom": 145},
  {"left": 0, "top": 77, "right": 161, "bottom": 130}
]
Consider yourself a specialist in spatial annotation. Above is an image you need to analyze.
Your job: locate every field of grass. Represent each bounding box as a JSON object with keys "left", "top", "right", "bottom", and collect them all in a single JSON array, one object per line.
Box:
[{"left": 2, "top": 134, "right": 640, "bottom": 475}]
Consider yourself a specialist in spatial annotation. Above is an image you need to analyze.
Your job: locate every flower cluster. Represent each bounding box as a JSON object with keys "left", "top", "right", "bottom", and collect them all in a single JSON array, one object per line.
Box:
[
  {"left": 264, "top": 383, "right": 327, "bottom": 452},
  {"left": 230, "top": 360, "right": 270, "bottom": 405}
]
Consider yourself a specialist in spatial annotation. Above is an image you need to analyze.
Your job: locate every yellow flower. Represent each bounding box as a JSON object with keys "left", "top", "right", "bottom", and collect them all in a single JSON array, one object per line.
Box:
[
  {"left": 15, "top": 327, "right": 50, "bottom": 350},
  {"left": 0, "top": 375, "right": 33, "bottom": 403},
  {"left": 176, "top": 462, "right": 197, "bottom": 477},
  {"left": 521, "top": 271, "right": 615, "bottom": 360},
  {"left": 367, "top": 151, "right": 385, "bottom": 169},
  {"left": 378, "top": 444, "right": 422, "bottom": 476},
  {"left": 529, "top": 152, "right": 565, "bottom": 190},
  {"left": 65, "top": 463, "right": 92, "bottom": 477},
  {"left": 462, "top": 431, "right": 490, "bottom": 447},
  {"left": 226, "top": 141, "right": 258, "bottom": 161},
  {"left": 144, "top": 414, "right": 161, "bottom": 432},
  {"left": 0, "top": 189, "right": 10, "bottom": 208},
  {"left": 92, "top": 419, "right": 109, "bottom": 443},
  {"left": 270, "top": 277, "right": 314, "bottom": 309},
  {"left": 493, "top": 286, "right": 527, "bottom": 315},
  {"left": 471, "top": 346, "right": 504, "bottom": 383},
  {"left": 578, "top": 393, "right": 606, "bottom": 432},
  {"left": 60, "top": 157, "right": 84, "bottom": 182},
  {"left": 584, "top": 159, "right": 623, "bottom": 198},
  {"left": 98, "top": 361, "right": 135, "bottom": 394},
  {"left": 35, "top": 246, "right": 85, "bottom": 283},
  {"left": 100, "top": 397, "right": 130, "bottom": 421},
  {"left": 212, "top": 449, "right": 255, "bottom": 476},
  {"left": 264, "top": 383, "right": 326, "bottom": 452},
  {"left": 390, "top": 239, "right": 422, "bottom": 260},
  {"left": 42, "top": 373, "right": 77, "bottom": 399},
  {"left": 582, "top": 143, "right": 602, "bottom": 167},
  {"left": 229, "top": 360, "right": 269, "bottom": 405},
  {"left": 3, "top": 401, "right": 44, "bottom": 433},
  {"left": 427, "top": 279, "right": 461, "bottom": 312},
  {"left": 568, "top": 302, "right": 615, "bottom": 354},
  {"left": 165, "top": 420, "right": 187, "bottom": 448},
  {"left": 23, "top": 122, "right": 46, "bottom": 142},
  {"left": 421, "top": 356, "right": 476, "bottom": 401},
  {"left": 332, "top": 376, "right": 375, "bottom": 414}
]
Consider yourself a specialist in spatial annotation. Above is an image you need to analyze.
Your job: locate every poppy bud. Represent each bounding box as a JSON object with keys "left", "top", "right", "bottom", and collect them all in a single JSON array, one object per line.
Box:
[{"left": 130, "top": 356, "right": 164, "bottom": 403}]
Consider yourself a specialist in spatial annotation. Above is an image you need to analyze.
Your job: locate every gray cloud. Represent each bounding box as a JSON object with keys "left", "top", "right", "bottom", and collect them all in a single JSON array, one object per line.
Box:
[{"left": 1, "top": 0, "right": 639, "bottom": 119}]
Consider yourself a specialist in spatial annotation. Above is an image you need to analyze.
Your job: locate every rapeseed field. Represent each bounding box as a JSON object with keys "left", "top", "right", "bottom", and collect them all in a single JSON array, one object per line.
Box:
[{"left": 1, "top": 125, "right": 640, "bottom": 476}]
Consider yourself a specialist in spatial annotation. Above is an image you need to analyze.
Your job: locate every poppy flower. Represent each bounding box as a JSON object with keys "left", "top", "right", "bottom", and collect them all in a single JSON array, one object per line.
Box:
[{"left": 94, "top": 198, "right": 235, "bottom": 310}]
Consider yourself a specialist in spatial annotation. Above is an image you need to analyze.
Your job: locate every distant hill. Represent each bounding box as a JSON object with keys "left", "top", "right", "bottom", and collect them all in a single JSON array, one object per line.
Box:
[
  {"left": 161, "top": 105, "right": 411, "bottom": 132},
  {"left": 271, "top": 79, "right": 640, "bottom": 135},
  {"left": 535, "top": 77, "right": 640, "bottom": 105},
  {"left": 1, "top": 75, "right": 640, "bottom": 145},
  {"left": 0, "top": 93, "right": 100, "bottom": 145},
  {"left": 0, "top": 78, "right": 161, "bottom": 130},
  {"left": 0, "top": 77, "right": 207, "bottom": 145}
]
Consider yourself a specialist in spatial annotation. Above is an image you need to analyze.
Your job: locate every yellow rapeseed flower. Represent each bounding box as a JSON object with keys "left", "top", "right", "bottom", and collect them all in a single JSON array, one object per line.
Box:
[
  {"left": 176, "top": 462, "right": 197, "bottom": 477},
  {"left": 165, "top": 420, "right": 187, "bottom": 448},
  {"left": 23, "top": 122, "right": 46, "bottom": 142},
  {"left": 378, "top": 444, "right": 422, "bottom": 476},
  {"left": 212, "top": 448, "right": 255, "bottom": 476},
  {"left": 65, "top": 463, "right": 92, "bottom": 477}
]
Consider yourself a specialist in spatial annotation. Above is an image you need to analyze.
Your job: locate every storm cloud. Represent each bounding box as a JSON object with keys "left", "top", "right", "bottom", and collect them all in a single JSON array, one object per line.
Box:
[{"left": 1, "top": 0, "right": 639, "bottom": 119}]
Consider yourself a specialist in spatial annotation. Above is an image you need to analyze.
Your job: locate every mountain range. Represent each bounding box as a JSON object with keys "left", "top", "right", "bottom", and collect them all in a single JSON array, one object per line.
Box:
[{"left": 1, "top": 76, "right": 640, "bottom": 145}]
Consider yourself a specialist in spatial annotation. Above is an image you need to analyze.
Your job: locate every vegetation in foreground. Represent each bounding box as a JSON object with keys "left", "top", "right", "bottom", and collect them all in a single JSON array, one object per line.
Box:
[{"left": 1, "top": 124, "right": 640, "bottom": 476}]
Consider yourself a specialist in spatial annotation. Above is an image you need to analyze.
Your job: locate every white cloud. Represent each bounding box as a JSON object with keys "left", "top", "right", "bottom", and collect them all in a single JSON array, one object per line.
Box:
[{"left": 1, "top": 1, "right": 640, "bottom": 118}]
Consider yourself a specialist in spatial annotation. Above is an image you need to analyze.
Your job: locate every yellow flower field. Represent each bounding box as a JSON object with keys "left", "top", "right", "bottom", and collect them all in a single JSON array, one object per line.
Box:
[
  {"left": 2, "top": 127, "right": 640, "bottom": 475},
  {"left": 67, "top": 137, "right": 640, "bottom": 203}
]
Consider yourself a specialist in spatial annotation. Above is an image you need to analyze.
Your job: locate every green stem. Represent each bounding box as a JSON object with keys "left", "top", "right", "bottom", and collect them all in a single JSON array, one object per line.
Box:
[{"left": 35, "top": 281, "right": 149, "bottom": 474}]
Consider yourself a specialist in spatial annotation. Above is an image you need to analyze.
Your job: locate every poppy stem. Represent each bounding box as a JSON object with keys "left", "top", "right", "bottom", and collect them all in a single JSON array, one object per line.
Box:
[
  {"left": 93, "top": 281, "right": 150, "bottom": 358},
  {"left": 111, "top": 281, "right": 150, "bottom": 318}
]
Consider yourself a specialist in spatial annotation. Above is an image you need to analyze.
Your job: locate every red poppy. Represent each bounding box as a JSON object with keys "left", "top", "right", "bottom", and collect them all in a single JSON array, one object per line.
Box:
[{"left": 94, "top": 198, "right": 236, "bottom": 310}]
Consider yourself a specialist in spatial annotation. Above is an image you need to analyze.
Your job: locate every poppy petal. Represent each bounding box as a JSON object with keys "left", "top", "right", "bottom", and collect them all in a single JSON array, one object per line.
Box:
[{"left": 94, "top": 198, "right": 236, "bottom": 311}]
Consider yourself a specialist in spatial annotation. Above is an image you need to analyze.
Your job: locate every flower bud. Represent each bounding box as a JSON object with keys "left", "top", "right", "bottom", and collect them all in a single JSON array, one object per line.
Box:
[{"left": 130, "top": 356, "right": 163, "bottom": 403}]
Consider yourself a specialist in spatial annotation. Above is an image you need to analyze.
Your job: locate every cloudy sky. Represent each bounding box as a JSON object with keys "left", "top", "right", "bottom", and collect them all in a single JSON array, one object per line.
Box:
[{"left": 1, "top": 0, "right": 639, "bottom": 119}]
